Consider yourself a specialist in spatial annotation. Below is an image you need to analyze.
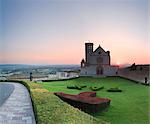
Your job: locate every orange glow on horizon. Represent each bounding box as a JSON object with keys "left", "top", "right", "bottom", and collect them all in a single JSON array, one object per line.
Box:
[{"left": 116, "top": 62, "right": 121, "bottom": 66}]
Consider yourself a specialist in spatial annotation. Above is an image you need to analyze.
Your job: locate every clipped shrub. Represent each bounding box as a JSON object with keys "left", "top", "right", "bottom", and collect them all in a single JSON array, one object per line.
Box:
[
  {"left": 107, "top": 87, "right": 122, "bottom": 92},
  {"left": 75, "top": 85, "right": 82, "bottom": 90},
  {"left": 67, "top": 85, "right": 86, "bottom": 90},
  {"left": 76, "top": 85, "right": 87, "bottom": 90},
  {"left": 80, "top": 85, "right": 87, "bottom": 88},
  {"left": 90, "top": 86, "right": 104, "bottom": 91},
  {"left": 67, "top": 85, "right": 77, "bottom": 89}
]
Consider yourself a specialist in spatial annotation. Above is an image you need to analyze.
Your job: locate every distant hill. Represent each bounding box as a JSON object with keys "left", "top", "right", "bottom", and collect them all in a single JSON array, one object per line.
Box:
[{"left": 0, "top": 64, "right": 80, "bottom": 73}]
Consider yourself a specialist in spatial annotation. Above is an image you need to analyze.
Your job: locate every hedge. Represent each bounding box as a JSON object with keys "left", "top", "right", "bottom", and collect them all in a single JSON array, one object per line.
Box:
[{"left": 0, "top": 80, "right": 107, "bottom": 124}]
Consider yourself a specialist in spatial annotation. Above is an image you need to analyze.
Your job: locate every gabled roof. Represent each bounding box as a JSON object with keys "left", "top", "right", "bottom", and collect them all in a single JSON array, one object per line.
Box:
[{"left": 93, "top": 45, "right": 106, "bottom": 54}]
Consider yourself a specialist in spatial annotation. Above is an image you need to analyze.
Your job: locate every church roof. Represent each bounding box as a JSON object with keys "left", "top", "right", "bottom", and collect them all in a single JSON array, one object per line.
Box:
[{"left": 93, "top": 45, "right": 106, "bottom": 54}]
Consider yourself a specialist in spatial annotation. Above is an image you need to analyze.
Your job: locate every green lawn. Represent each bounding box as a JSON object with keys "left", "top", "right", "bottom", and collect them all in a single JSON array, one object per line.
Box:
[
  {"left": 39, "top": 77, "right": 150, "bottom": 124},
  {"left": 1, "top": 80, "right": 106, "bottom": 124}
]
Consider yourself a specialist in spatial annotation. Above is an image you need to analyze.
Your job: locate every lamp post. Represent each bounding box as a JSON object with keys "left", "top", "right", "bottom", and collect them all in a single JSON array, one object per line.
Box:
[{"left": 30, "top": 72, "right": 33, "bottom": 81}]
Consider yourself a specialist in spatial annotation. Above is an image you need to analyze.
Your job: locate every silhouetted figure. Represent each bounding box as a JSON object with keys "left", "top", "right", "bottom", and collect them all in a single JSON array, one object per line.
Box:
[
  {"left": 145, "top": 77, "right": 147, "bottom": 84},
  {"left": 30, "top": 72, "right": 33, "bottom": 81},
  {"left": 116, "top": 71, "right": 118, "bottom": 75}
]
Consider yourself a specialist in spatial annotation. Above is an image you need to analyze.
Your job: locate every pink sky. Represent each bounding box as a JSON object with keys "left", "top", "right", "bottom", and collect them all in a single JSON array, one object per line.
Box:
[{"left": 1, "top": 0, "right": 149, "bottom": 65}]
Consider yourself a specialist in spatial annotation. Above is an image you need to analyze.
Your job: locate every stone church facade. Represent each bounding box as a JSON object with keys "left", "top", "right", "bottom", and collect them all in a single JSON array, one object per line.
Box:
[{"left": 80, "top": 42, "right": 118, "bottom": 76}]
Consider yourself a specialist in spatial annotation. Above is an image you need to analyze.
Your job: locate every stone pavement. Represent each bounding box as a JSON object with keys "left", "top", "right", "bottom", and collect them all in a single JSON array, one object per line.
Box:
[{"left": 0, "top": 82, "right": 36, "bottom": 124}]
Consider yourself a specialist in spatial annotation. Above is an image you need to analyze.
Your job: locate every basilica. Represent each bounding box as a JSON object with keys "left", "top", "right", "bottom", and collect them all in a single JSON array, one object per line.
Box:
[{"left": 80, "top": 42, "right": 118, "bottom": 76}]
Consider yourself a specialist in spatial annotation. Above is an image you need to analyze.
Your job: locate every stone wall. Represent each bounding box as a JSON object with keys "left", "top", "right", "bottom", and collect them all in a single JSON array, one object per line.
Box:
[
  {"left": 118, "top": 67, "right": 150, "bottom": 84},
  {"left": 80, "top": 65, "right": 118, "bottom": 76},
  {"left": 103, "top": 66, "right": 118, "bottom": 76},
  {"left": 80, "top": 65, "right": 97, "bottom": 76}
]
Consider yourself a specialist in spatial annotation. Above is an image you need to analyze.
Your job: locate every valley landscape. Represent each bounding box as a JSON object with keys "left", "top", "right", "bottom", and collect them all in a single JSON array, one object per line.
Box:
[{"left": 0, "top": 0, "right": 149, "bottom": 124}]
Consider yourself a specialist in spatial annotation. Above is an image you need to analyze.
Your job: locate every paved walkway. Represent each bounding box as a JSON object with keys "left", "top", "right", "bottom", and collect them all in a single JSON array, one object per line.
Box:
[{"left": 0, "top": 82, "right": 36, "bottom": 124}]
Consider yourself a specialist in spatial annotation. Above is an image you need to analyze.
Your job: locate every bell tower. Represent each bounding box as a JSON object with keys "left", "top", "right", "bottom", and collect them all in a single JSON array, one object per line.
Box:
[{"left": 85, "top": 43, "right": 93, "bottom": 64}]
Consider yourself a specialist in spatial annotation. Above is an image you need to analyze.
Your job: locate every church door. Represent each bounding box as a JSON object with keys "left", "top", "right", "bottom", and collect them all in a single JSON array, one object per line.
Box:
[
  {"left": 96, "top": 69, "right": 100, "bottom": 75},
  {"left": 96, "top": 66, "right": 103, "bottom": 75}
]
